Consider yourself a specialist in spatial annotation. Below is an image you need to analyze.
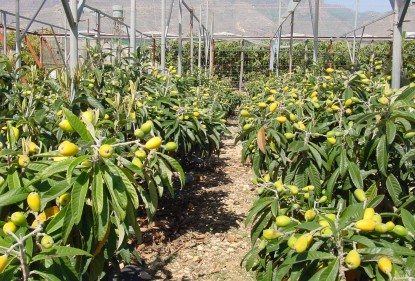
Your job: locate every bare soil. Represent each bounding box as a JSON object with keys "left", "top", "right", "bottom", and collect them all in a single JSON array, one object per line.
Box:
[{"left": 137, "top": 119, "right": 256, "bottom": 281}]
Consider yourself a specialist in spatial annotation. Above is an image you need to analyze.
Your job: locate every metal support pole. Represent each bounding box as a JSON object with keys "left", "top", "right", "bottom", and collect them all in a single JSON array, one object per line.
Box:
[
  {"left": 313, "top": 0, "right": 319, "bottom": 64},
  {"left": 198, "top": 5, "right": 202, "bottom": 78},
  {"left": 289, "top": 12, "right": 295, "bottom": 73},
  {"left": 391, "top": 0, "right": 402, "bottom": 89},
  {"left": 152, "top": 38, "right": 156, "bottom": 67},
  {"left": 205, "top": 0, "right": 209, "bottom": 71},
  {"left": 69, "top": 0, "right": 78, "bottom": 74},
  {"left": 276, "top": 28, "right": 282, "bottom": 76},
  {"left": 96, "top": 12, "right": 101, "bottom": 52},
  {"left": 130, "top": 0, "right": 136, "bottom": 56},
  {"left": 161, "top": 0, "right": 166, "bottom": 72},
  {"left": 2, "top": 13, "right": 6, "bottom": 55},
  {"left": 190, "top": 10, "right": 194, "bottom": 75},
  {"left": 209, "top": 13, "right": 214, "bottom": 77},
  {"left": 16, "top": 0, "right": 21, "bottom": 68},
  {"left": 352, "top": 0, "right": 359, "bottom": 65},
  {"left": 239, "top": 40, "right": 245, "bottom": 91},
  {"left": 178, "top": 0, "right": 183, "bottom": 75}
]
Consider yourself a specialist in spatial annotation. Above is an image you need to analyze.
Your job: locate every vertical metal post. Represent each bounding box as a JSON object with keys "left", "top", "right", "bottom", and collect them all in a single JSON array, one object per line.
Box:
[
  {"left": 16, "top": 0, "right": 21, "bottom": 68},
  {"left": 276, "top": 29, "right": 282, "bottom": 76},
  {"left": 276, "top": 0, "right": 282, "bottom": 76},
  {"left": 198, "top": 5, "right": 202, "bottom": 78},
  {"left": 152, "top": 38, "right": 156, "bottom": 67},
  {"left": 64, "top": 16, "right": 67, "bottom": 64},
  {"left": 313, "top": 0, "right": 319, "bottom": 64},
  {"left": 289, "top": 12, "right": 295, "bottom": 73},
  {"left": 205, "top": 0, "right": 209, "bottom": 72},
  {"left": 190, "top": 10, "right": 194, "bottom": 75},
  {"left": 239, "top": 40, "right": 245, "bottom": 91},
  {"left": 69, "top": 0, "right": 78, "bottom": 74},
  {"left": 161, "top": 0, "right": 166, "bottom": 72},
  {"left": 39, "top": 36, "right": 43, "bottom": 66},
  {"left": 178, "top": 0, "right": 183, "bottom": 75},
  {"left": 209, "top": 13, "right": 214, "bottom": 77},
  {"left": 2, "top": 12, "right": 6, "bottom": 55},
  {"left": 130, "top": 0, "right": 136, "bottom": 56},
  {"left": 352, "top": 0, "right": 359, "bottom": 65},
  {"left": 391, "top": 0, "right": 402, "bottom": 89},
  {"left": 96, "top": 12, "right": 101, "bottom": 52}
]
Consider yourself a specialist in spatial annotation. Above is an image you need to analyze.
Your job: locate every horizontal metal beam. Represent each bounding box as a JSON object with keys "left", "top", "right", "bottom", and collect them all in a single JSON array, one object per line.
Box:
[
  {"left": 0, "top": 9, "right": 68, "bottom": 32},
  {"left": 338, "top": 11, "right": 395, "bottom": 38},
  {"left": 84, "top": 4, "right": 152, "bottom": 39}
]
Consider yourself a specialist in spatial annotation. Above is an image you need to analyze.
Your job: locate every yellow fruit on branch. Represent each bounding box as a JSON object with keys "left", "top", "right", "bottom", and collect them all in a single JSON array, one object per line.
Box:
[
  {"left": 294, "top": 234, "right": 312, "bottom": 253},
  {"left": 287, "top": 235, "right": 298, "bottom": 249},
  {"left": 0, "top": 255, "right": 8, "bottom": 273},
  {"left": 240, "top": 110, "right": 250, "bottom": 117},
  {"left": 6, "top": 126, "right": 19, "bottom": 141},
  {"left": 165, "top": 142, "right": 178, "bottom": 151},
  {"left": 355, "top": 219, "right": 376, "bottom": 231},
  {"left": 41, "top": 235, "right": 54, "bottom": 249},
  {"left": 27, "top": 192, "right": 41, "bottom": 212},
  {"left": 263, "top": 229, "right": 281, "bottom": 240},
  {"left": 378, "top": 257, "right": 392, "bottom": 274},
  {"left": 345, "top": 250, "right": 361, "bottom": 269},
  {"left": 28, "top": 141, "right": 40, "bottom": 154},
  {"left": 145, "top": 136, "right": 163, "bottom": 150},
  {"left": 304, "top": 209, "right": 317, "bottom": 221},
  {"left": 275, "top": 215, "right": 291, "bottom": 227},
  {"left": 58, "top": 141, "right": 79, "bottom": 157},
  {"left": 276, "top": 116, "right": 287, "bottom": 123},
  {"left": 81, "top": 111, "right": 94, "bottom": 123},
  {"left": 135, "top": 149, "right": 147, "bottom": 161},
  {"left": 11, "top": 211, "right": 27, "bottom": 227},
  {"left": 59, "top": 193, "right": 71, "bottom": 206},
  {"left": 354, "top": 189, "right": 366, "bottom": 202},
  {"left": 392, "top": 225, "right": 408, "bottom": 237},
  {"left": 59, "top": 119, "right": 75, "bottom": 132},
  {"left": 18, "top": 155, "right": 30, "bottom": 167},
  {"left": 2, "top": 221, "right": 17, "bottom": 235},
  {"left": 99, "top": 144, "right": 113, "bottom": 158},
  {"left": 363, "top": 208, "right": 375, "bottom": 220}
]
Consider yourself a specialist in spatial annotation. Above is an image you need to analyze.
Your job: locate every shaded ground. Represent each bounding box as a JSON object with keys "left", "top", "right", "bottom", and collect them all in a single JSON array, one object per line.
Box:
[{"left": 137, "top": 119, "right": 256, "bottom": 281}]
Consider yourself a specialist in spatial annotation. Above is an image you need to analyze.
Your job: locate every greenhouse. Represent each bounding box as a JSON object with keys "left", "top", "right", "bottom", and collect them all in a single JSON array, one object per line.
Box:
[{"left": 0, "top": 0, "right": 415, "bottom": 280}]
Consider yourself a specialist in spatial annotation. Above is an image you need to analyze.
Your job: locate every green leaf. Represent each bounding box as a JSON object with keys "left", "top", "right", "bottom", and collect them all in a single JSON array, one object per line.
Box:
[
  {"left": 385, "top": 174, "right": 402, "bottom": 206},
  {"left": 157, "top": 153, "right": 185, "bottom": 188},
  {"left": 376, "top": 135, "right": 388, "bottom": 176},
  {"left": 7, "top": 167, "right": 21, "bottom": 190},
  {"left": 282, "top": 251, "right": 336, "bottom": 265},
  {"left": 71, "top": 172, "right": 89, "bottom": 225},
  {"left": 348, "top": 161, "right": 363, "bottom": 189},
  {"left": 385, "top": 120, "right": 396, "bottom": 145},
  {"left": 401, "top": 209, "right": 415, "bottom": 237},
  {"left": 0, "top": 188, "right": 29, "bottom": 207},
  {"left": 92, "top": 168, "right": 104, "bottom": 214},
  {"left": 46, "top": 206, "right": 67, "bottom": 234},
  {"left": 320, "top": 258, "right": 339, "bottom": 281},
  {"left": 66, "top": 155, "right": 90, "bottom": 184},
  {"left": 31, "top": 270, "right": 63, "bottom": 281},
  {"left": 394, "top": 85, "right": 415, "bottom": 102},
  {"left": 326, "top": 168, "right": 340, "bottom": 201},
  {"left": 339, "top": 150, "right": 348, "bottom": 177},
  {"left": 31, "top": 246, "right": 92, "bottom": 262},
  {"left": 62, "top": 108, "right": 94, "bottom": 141}
]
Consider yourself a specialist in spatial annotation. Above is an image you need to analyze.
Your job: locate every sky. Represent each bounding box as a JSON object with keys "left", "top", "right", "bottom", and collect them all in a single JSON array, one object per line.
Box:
[{"left": 325, "top": 0, "right": 392, "bottom": 12}]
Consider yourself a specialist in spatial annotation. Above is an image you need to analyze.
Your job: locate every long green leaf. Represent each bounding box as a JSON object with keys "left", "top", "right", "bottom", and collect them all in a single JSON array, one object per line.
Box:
[
  {"left": 376, "top": 135, "right": 388, "bottom": 176},
  {"left": 31, "top": 246, "right": 92, "bottom": 261},
  {"left": 62, "top": 108, "right": 93, "bottom": 141},
  {"left": 348, "top": 161, "right": 363, "bottom": 189},
  {"left": 71, "top": 172, "right": 89, "bottom": 225},
  {"left": 385, "top": 174, "right": 402, "bottom": 206}
]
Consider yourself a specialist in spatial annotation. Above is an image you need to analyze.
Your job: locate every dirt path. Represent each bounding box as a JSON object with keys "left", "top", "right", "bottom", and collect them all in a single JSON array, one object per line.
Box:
[{"left": 137, "top": 120, "right": 256, "bottom": 281}]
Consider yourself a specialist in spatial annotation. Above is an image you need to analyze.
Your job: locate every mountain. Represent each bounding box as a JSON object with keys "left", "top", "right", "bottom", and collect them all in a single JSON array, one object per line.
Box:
[{"left": 0, "top": 0, "right": 410, "bottom": 38}]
